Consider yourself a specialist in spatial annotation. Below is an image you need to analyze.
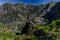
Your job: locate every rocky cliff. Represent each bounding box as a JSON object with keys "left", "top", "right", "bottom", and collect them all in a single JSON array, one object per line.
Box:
[{"left": 0, "top": 2, "right": 60, "bottom": 34}]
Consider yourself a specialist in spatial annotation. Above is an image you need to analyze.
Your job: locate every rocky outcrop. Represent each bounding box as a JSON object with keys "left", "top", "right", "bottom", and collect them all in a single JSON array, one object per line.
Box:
[{"left": 0, "top": 2, "right": 60, "bottom": 34}]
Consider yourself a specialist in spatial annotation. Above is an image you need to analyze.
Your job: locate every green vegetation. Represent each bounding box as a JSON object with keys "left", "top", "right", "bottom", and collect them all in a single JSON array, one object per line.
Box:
[
  {"left": 0, "top": 19, "right": 60, "bottom": 40},
  {"left": 0, "top": 2, "right": 60, "bottom": 40},
  {"left": 29, "top": 19, "right": 60, "bottom": 40}
]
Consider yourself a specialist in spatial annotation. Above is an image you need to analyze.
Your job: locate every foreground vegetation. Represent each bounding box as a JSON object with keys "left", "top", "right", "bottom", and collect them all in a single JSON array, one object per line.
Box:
[{"left": 0, "top": 19, "right": 60, "bottom": 40}]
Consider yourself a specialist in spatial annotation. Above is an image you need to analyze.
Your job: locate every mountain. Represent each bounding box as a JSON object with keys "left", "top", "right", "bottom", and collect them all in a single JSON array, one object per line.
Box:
[{"left": 0, "top": 2, "right": 60, "bottom": 40}]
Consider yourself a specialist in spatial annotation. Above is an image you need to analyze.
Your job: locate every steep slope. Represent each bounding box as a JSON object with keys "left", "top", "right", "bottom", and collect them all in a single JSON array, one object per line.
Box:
[
  {"left": 0, "top": 2, "right": 60, "bottom": 35},
  {"left": 43, "top": 2, "right": 60, "bottom": 22}
]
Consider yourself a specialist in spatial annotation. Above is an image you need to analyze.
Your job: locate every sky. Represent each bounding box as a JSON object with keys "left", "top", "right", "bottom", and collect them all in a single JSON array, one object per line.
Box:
[{"left": 0, "top": 0, "right": 60, "bottom": 5}]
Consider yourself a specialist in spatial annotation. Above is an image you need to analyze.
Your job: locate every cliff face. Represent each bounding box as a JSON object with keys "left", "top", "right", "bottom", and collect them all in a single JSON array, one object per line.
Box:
[{"left": 0, "top": 2, "right": 60, "bottom": 34}]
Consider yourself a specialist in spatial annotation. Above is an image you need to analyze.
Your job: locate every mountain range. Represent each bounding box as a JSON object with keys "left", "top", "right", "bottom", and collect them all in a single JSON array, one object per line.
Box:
[{"left": 0, "top": 1, "right": 60, "bottom": 40}]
